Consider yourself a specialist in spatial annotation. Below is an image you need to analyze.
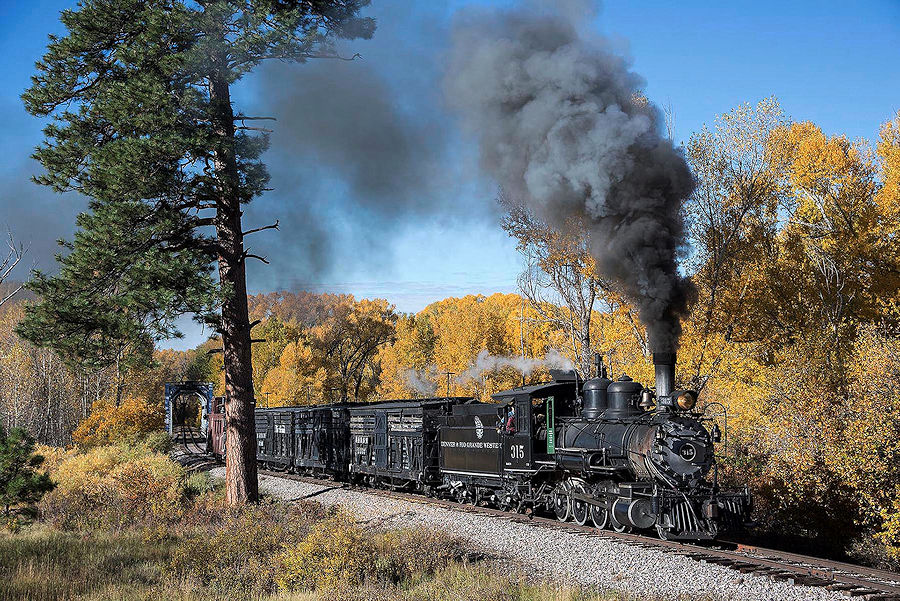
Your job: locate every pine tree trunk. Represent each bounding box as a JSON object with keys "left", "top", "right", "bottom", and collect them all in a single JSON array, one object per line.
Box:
[{"left": 210, "top": 66, "right": 259, "bottom": 505}]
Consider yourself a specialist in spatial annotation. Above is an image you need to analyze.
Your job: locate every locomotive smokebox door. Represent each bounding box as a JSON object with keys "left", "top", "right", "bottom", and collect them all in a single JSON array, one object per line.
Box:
[{"left": 502, "top": 397, "right": 532, "bottom": 471}]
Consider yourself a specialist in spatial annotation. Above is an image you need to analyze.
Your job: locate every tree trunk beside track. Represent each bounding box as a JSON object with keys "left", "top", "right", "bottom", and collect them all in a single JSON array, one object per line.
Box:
[{"left": 210, "top": 56, "right": 258, "bottom": 506}]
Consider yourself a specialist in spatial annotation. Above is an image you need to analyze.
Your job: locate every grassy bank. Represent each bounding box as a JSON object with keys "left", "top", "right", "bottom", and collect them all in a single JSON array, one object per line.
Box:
[
  {"left": 0, "top": 440, "right": 636, "bottom": 601},
  {"left": 0, "top": 522, "right": 631, "bottom": 601},
  {"left": 0, "top": 526, "right": 627, "bottom": 601}
]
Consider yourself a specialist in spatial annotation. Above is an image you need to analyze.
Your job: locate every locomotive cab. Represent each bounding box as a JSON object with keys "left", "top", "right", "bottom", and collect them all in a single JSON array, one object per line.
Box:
[{"left": 493, "top": 380, "right": 576, "bottom": 471}]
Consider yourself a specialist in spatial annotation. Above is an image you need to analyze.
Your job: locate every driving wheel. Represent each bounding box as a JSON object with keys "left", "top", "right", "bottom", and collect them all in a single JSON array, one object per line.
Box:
[
  {"left": 553, "top": 481, "right": 572, "bottom": 522},
  {"left": 571, "top": 480, "right": 590, "bottom": 526}
]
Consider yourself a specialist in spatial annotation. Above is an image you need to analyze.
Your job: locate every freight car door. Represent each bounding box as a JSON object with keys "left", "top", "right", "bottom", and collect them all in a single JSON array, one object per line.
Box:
[{"left": 374, "top": 411, "right": 388, "bottom": 468}]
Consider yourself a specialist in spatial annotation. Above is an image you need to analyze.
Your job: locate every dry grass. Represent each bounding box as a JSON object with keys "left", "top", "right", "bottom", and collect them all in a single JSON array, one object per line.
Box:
[
  {"left": 0, "top": 523, "right": 659, "bottom": 601},
  {"left": 5, "top": 442, "right": 652, "bottom": 601},
  {"left": 0, "top": 526, "right": 170, "bottom": 601}
]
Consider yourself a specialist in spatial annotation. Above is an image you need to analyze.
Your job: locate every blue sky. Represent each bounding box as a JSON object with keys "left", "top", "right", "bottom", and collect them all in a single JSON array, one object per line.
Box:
[{"left": 1, "top": 0, "right": 898, "bottom": 350}]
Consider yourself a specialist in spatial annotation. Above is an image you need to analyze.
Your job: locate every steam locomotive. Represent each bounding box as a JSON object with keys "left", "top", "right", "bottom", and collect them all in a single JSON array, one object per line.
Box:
[{"left": 207, "top": 352, "right": 751, "bottom": 540}]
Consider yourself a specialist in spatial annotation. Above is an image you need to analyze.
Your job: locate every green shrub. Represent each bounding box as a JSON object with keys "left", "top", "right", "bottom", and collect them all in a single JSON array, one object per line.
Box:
[
  {"left": 276, "top": 515, "right": 468, "bottom": 593},
  {"left": 183, "top": 471, "right": 216, "bottom": 499},
  {"left": 277, "top": 512, "right": 376, "bottom": 591},
  {"left": 373, "top": 528, "right": 468, "bottom": 584},
  {"left": 139, "top": 431, "right": 175, "bottom": 454}
]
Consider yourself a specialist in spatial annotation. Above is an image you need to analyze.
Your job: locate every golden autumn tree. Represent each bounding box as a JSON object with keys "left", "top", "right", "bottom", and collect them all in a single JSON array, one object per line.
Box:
[
  {"left": 378, "top": 293, "right": 570, "bottom": 402},
  {"left": 840, "top": 326, "right": 900, "bottom": 559},
  {"left": 682, "top": 97, "right": 786, "bottom": 391},
  {"left": 250, "top": 317, "right": 297, "bottom": 393},
  {"left": 377, "top": 314, "right": 438, "bottom": 398},
  {"left": 308, "top": 297, "right": 397, "bottom": 402},
  {"left": 766, "top": 121, "right": 897, "bottom": 354},
  {"left": 72, "top": 396, "right": 164, "bottom": 448},
  {"left": 678, "top": 101, "right": 900, "bottom": 556},
  {"left": 260, "top": 340, "right": 321, "bottom": 406}
]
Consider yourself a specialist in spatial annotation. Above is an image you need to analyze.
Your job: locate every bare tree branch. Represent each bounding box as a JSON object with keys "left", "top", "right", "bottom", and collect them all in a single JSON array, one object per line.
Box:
[
  {"left": 232, "top": 115, "right": 276, "bottom": 121},
  {"left": 0, "top": 232, "right": 27, "bottom": 308},
  {"left": 243, "top": 252, "right": 270, "bottom": 265},
  {"left": 243, "top": 220, "right": 279, "bottom": 236}
]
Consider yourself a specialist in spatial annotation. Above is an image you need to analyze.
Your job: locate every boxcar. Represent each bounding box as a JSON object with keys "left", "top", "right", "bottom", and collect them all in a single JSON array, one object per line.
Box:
[
  {"left": 325, "top": 405, "right": 354, "bottom": 480},
  {"left": 348, "top": 399, "right": 464, "bottom": 489},
  {"left": 268, "top": 408, "right": 297, "bottom": 470},
  {"left": 255, "top": 408, "right": 276, "bottom": 467},
  {"left": 255, "top": 407, "right": 294, "bottom": 470},
  {"left": 293, "top": 405, "right": 329, "bottom": 475}
]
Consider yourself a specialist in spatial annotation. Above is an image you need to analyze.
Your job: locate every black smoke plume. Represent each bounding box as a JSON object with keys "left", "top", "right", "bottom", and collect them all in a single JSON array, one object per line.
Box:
[{"left": 444, "top": 6, "right": 694, "bottom": 353}]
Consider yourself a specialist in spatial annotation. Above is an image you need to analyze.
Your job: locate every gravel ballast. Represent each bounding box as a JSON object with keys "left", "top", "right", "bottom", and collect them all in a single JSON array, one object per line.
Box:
[{"left": 209, "top": 468, "right": 845, "bottom": 601}]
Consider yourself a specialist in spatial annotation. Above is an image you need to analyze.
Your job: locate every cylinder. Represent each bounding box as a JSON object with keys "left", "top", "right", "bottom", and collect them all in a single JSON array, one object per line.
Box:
[
  {"left": 611, "top": 498, "right": 656, "bottom": 530},
  {"left": 653, "top": 352, "right": 676, "bottom": 400}
]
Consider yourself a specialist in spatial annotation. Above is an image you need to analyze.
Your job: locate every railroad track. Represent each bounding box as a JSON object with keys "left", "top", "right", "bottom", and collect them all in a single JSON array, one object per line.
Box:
[
  {"left": 254, "top": 468, "right": 900, "bottom": 600},
  {"left": 173, "top": 426, "right": 208, "bottom": 456}
]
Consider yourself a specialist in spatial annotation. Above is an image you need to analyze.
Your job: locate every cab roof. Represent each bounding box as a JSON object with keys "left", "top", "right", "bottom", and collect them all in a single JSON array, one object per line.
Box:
[{"left": 490, "top": 380, "right": 575, "bottom": 401}]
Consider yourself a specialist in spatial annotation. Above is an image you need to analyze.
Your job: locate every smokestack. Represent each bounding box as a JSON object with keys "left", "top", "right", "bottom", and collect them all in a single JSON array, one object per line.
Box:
[{"left": 653, "top": 352, "right": 675, "bottom": 400}]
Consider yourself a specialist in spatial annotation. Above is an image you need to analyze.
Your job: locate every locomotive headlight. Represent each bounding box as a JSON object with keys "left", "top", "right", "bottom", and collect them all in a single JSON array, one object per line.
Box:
[{"left": 675, "top": 391, "right": 697, "bottom": 411}]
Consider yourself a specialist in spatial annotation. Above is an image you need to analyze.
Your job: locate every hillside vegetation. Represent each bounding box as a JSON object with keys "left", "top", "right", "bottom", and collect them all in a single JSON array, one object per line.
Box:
[{"left": 2, "top": 99, "right": 900, "bottom": 564}]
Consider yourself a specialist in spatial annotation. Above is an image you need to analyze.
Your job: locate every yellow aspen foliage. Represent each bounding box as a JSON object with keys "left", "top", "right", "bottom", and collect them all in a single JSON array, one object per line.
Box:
[
  {"left": 377, "top": 314, "right": 437, "bottom": 399},
  {"left": 877, "top": 111, "right": 900, "bottom": 215},
  {"left": 377, "top": 293, "right": 592, "bottom": 401},
  {"left": 839, "top": 327, "right": 900, "bottom": 558},
  {"left": 308, "top": 297, "right": 396, "bottom": 402},
  {"left": 767, "top": 121, "right": 896, "bottom": 343},
  {"left": 71, "top": 397, "right": 164, "bottom": 448},
  {"left": 260, "top": 341, "right": 319, "bottom": 406}
]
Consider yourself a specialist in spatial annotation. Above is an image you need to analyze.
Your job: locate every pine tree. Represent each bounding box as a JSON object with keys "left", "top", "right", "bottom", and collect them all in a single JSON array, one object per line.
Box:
[
  {"left": 0, "top": 427, "right": 54, "bottom": 524},
  {"left": 19, "top": 0, "right": 374, "bottom": 504}
]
